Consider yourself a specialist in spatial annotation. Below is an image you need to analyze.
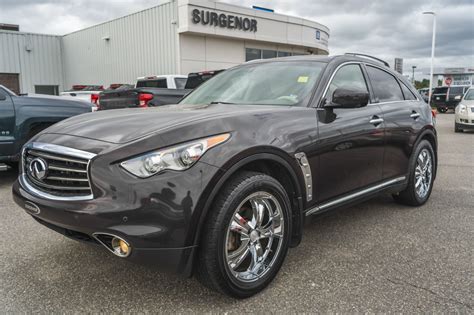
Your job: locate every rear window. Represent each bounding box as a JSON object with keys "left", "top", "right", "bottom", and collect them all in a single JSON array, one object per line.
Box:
[
  {"left": 433, "top": 87, "right": 448, "bottom": 94},
  {"left": 175, "top": 78, "right": 187, "bottom": 89},
  {"left": 136, "top": 78, "right": 167, "bottom": 88},
  {"left": 185, "top": 72, "right": 222, "bottom": 89}
]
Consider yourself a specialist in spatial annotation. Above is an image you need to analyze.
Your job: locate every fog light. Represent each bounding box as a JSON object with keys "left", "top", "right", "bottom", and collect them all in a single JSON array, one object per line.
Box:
[{"left": 111, "top": 237, "right": 131, "bottom": 257}]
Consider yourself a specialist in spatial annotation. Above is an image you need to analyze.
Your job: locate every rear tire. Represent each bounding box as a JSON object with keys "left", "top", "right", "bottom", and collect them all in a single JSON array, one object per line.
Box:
[
  {"left": 196, "top": 171, "right": 291, "bottom": 298},
  {"left": 393, "top": 140, "right": 435, "bottom": 206}
]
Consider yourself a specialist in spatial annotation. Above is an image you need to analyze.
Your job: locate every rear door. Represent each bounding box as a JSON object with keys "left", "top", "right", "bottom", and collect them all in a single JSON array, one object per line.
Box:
[
  {"left": 315, "top": 63, "right": 385, "bottom": 202},
  {"left": 365, "top": 65, "right": 422, "bottom": 179},
  {"left": 0, "top": 88, "right": 16, "bottom": 158}
]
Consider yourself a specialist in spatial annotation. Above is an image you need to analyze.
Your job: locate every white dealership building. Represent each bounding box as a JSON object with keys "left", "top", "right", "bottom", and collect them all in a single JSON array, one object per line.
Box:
[{"left": 0, "top": 0, "right": 329, "bottom": 95}]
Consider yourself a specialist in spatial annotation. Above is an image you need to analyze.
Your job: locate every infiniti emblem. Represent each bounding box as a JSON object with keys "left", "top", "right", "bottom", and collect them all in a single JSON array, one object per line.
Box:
[{"left": 28, "top": 157, "right": 48, "bottom": 181}]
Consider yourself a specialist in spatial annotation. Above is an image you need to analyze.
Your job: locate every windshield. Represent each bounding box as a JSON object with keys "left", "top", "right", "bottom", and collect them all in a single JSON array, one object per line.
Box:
[
  {"left": 181, "top": 61, "right": 326, "bottom": 106},
  {"left": 464, "top": 89, "right": 474, "bottom": 100}
]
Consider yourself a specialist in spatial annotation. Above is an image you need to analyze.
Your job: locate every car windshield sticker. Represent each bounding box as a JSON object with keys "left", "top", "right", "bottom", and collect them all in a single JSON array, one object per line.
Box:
[{"left": 297, "top": 76, "right": 309, "bottom": 83}]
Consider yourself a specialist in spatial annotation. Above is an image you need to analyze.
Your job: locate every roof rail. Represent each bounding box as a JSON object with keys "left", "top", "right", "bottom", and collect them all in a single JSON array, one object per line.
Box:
[{"left": 344, "top": 53, "right": 390, "bottom": 68}]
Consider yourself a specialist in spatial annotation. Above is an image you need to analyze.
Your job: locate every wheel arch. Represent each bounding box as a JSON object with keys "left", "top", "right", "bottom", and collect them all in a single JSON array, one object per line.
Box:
[
  {"left": 192, "top": 151, "right": 305, "bottom": 251},
  {"left": 413, "top": 127, "right": 438, "bottom": 178}
]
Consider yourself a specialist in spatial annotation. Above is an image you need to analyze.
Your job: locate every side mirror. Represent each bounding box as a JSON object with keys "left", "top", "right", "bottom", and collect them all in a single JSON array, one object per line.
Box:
[{"left": 325, "top": 88, "right": 369, "bottom": 109}]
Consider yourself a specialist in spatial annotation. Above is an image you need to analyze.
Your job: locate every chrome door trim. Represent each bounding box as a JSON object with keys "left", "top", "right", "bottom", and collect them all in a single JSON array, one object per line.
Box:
[{"left": 305, "top": 176, "right": 406, "bottom": 216}]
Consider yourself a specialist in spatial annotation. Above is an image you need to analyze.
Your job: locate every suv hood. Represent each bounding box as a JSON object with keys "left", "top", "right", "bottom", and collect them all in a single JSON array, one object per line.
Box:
[{"left": 43, "top": 103, "right": 289, "bottom": 144}]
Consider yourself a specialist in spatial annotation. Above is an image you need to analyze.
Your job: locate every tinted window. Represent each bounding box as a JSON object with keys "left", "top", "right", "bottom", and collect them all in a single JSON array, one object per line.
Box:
[
  {"left": 262, "top": 50, "right": 277, "bottom": 59},
  {"left": 277, "top": 51, "right": 291, "bottom": 57},
  {"left": 136, "top": 78, "right": 167, "bottom": 88},
  {"left": 175, "top": 78, "right": 187, "bottom": 89},
  {"left": 367, "top": 66, "right": 404, "bottom": 102},
  {"left": 326, "top": 64, "right": 368, "bottom": 103},
  {"left": 246, "top": 48, "right": 261, "bottom": 61},
  {"left": 400, "top": 82, "right": 417, "bottom": 100}
]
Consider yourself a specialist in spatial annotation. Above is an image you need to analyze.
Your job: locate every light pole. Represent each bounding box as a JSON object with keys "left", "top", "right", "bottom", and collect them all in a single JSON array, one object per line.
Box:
[
  {"left": 412, "top": 65, "right": 417, "bottom": 85},
  {"left": 423, "top": 11, "right": 436, "bottom": 107}
]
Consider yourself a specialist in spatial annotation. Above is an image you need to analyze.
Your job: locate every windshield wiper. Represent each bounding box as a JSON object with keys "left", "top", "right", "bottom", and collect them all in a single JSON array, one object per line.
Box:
[{"left": 210, "top": 101, "right": 236, "bottom": 104}]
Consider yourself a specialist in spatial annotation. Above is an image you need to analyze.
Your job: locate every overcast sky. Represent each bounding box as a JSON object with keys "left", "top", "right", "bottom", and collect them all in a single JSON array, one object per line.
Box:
[{"left": 1, "top": 0, "right": 473, "bottom": 79}]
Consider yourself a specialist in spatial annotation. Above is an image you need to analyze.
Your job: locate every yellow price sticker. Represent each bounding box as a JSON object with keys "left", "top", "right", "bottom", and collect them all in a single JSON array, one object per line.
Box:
[{"left": 297, "top": 76, "right": 309, "bottom": 83}]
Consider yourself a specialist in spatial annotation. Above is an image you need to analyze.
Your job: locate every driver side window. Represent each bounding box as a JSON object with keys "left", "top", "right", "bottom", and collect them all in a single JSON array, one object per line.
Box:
[{"left": 326, "top": 64, "right": 368, "bottom": 103}]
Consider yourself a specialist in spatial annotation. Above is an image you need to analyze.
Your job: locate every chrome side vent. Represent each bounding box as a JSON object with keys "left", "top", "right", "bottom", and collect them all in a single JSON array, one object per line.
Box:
[{"left": 295, "top": 152, "right": 313, "bottom": 202}]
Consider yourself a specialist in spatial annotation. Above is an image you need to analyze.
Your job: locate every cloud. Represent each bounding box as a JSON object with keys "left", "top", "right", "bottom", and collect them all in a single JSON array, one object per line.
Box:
[{"left": 1, "top": 0, "right": 473, "bottom": 77}]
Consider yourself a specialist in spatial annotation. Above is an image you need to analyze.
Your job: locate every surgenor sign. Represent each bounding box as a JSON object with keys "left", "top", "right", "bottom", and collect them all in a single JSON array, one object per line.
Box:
[{"left": 192, "top": 9, "right": 257, "bottom": 32}]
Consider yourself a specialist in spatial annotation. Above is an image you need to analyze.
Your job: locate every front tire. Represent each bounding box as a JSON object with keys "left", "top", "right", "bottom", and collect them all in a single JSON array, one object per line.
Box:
[
  {"left": 196, "top": 171, "right": 291, "bottom": 298},
  {"left": 455, "top": 123, "right": 463, "bottom": 133},
  {"left": 393, "top": 140, "right": 435, "bottom": 206}
]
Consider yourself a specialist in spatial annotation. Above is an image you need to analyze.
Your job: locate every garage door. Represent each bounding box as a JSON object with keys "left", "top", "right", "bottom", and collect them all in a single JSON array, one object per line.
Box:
[{"left": 0, "top": 73, "right": 20, "bottom": 95}]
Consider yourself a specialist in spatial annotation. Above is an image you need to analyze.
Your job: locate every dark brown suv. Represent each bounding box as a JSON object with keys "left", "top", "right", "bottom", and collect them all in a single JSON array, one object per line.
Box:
[{"left": 13, "top": 54, "right": 437, "bottom": 298}]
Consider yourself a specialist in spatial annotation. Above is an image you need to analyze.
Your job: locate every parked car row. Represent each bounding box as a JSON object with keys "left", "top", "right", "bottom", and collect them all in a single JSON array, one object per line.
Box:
[
  {"left": 97, "top": 70, "right": 223, "bottom": 110},
  {"left": 11, "top": 54, "right": 439, "bottom": 298}
]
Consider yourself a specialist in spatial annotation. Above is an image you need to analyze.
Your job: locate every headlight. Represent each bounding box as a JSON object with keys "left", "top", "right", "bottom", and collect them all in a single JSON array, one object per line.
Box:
[
  {"left": 120, "top": 133, "right": 230, "bottom": 178},
  {"left": 458, "top": 104, "right": 467, "bottom": 114}
]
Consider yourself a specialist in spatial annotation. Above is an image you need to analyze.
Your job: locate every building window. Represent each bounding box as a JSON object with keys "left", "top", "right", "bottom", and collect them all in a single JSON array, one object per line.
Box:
[
  {"left": 34, "top": 85, "right": 59, "bottom": 95},
  {"left": 246, "top": 48, "right": 262, "bottom": 61},
  {"left": 277, "top": 51, "right": 291, "bottom": 57},
  {"left": 246, "top": 48, "right": 307, "bottom": 61},
  {"left": 262, "top": 50, "right": 277, "bottom": 59}
]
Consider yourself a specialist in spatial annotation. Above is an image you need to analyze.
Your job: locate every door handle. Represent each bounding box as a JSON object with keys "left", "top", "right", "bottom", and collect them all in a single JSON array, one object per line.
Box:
[
  {"left": 410, "top": 111, "right": 420, "bottom": 119},
  {"left": 369, "top": 116, "right": 384, "bottom": 126}
]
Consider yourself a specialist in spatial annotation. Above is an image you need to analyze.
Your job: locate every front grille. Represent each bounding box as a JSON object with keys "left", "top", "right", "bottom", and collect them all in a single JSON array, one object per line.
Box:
[{"left": 23, "top": 145, "right": 94, "bottom": 199}]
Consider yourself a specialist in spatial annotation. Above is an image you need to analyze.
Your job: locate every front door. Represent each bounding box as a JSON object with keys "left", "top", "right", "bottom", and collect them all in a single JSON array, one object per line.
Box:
[{"left": 314, "top": 63, "right": 385, "bottom": 203}]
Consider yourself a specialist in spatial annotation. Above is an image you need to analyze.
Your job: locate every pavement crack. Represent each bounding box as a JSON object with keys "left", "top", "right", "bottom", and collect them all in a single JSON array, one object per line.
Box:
[{"left": 384, "top": 277, "right": 473, "bottom": 310}]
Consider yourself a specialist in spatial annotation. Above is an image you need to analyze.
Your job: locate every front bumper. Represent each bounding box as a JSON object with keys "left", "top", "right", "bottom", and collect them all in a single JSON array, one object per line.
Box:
[
  {"left": 13, "top": 180, "right": 197, "bottom": 275},
  {"left": 12, "top": 152, "right": 222, "bottom": 276}
]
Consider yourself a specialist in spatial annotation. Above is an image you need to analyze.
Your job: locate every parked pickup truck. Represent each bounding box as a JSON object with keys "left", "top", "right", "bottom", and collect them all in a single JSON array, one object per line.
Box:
[
  {"left": 97, "top": 71, "right": 223, "bottom": 110},
  {"left": 0, "top": 85, "right": 92, "bottom": 165},
  {"left": 60, "top": 85, "right": 104, "bottom": 105}
]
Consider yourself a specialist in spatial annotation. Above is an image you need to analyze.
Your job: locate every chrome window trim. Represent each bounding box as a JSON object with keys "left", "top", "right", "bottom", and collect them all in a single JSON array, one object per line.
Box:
[
  {"left": 305, "top": 176, "right": 406, "bottom": 216},
  {"left": 21, "top": 142, "right": 97, "bottom": 201}
]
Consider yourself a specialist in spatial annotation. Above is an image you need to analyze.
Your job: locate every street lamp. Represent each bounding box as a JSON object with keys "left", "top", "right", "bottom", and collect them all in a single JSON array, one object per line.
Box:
[
  {"left": 412, "top": 65, "right": 417, "bottom": 85},
  {"left": 423, "top": 11, "right": 436, "bottom": 107}
]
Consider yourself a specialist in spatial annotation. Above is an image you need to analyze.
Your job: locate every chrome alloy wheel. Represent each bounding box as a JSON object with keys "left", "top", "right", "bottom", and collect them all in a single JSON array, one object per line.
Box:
[
  {"left": 224, "top": 191, "right": 284, "bottom": 283},
  {"left": 414, "top": 148, "right": 433, "bottom": 199}
]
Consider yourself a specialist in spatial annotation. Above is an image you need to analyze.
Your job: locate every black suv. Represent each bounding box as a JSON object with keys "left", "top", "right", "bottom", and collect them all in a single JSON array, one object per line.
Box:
[
  {"left": 13, "top": 54, "right": 437, "bottom": 298},
  {"left": 432, "top": 85, "right": 470, "bottom": 113}
]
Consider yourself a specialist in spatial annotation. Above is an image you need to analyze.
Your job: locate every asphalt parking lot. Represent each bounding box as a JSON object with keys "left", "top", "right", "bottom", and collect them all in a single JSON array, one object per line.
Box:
[{"left": 0, "top": 114, "right": 472, "bottom": 313}]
